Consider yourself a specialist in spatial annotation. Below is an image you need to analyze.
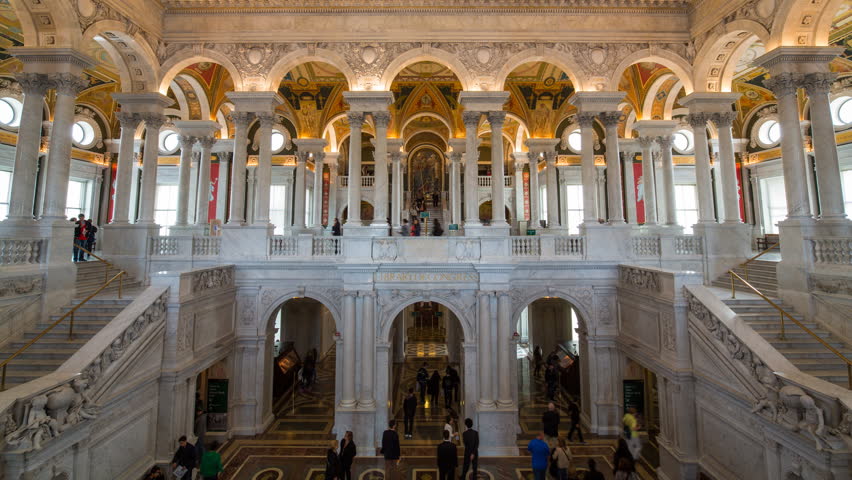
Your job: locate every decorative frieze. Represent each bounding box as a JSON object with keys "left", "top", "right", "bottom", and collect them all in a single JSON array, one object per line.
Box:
[
  {"left": 619, "top": 265, "right": 660, "bottom": 292},
  {"left": 191, "top": 266, "right": 235, "bottom": 294},
  {"left": 0, "top": 275, "right": 43, "bottom": 299}
]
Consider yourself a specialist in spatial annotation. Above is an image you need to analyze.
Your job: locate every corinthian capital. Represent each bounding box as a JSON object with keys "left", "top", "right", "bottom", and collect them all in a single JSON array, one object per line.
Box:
[
  {"left": 116, "top": 112, "right": 143, "bottom": 130},
  {"left": 140, "top": 113, "right": 167, "bottom": 131},
  {"left": 256, "top": 112, "right": 276, "bottom": 128},
  {"left": 711, "top": 112, "right": 737, "bottom": 128},
  {"left": 487, "top": 111, "right": 507, "bottom": 129},
  {"left": 462, "top": 111, "right": 481, "bottom": 129},
  {"left": 656, "top": 135, "right": 674, "bottom": 150},
  {"left": 801, "top": 72, "right": 836, "bottom": 96},
  {"left": 14, "top": 73, "right": 51, "bottom": 96},
  {"left": 178, "top": 135, "right": 197, "bottom": 150},
  {"left": 199, "top": 136, "right": 217, "bottom": 150},
  {"left": 346, "top": 111, "right": 365, "bottom": 129},
  {"left": 638, "top": 136, "right": 655, "bottom": 149},
  {"left": 48, "top": 73, "right": 87, "bottom": 96},
  {"left": 598, "top": 111, "right": 622, "bottom": 128},
  {"left": 763, "top": 72, "right": 802, "bottom": 99},
  {"left": 685, "top": 113, "right": 710, "bottom": 128},
  {"left": 230, "top": 111, "right": 254, "bottom": 129},
  {"left": 372, "top": 111, "right": 390, "bottom": 129},
  {"left": 543, "top": 151, "right": 557, "bottom": 164},
  {"left": 576, "top": 112, "right": 596, "bottom": 128}
]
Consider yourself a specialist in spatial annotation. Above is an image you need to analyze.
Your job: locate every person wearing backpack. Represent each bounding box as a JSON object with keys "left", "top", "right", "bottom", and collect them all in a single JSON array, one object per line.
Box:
[{"left": 550, "top": 438, "right": 572, "bottom": 480}]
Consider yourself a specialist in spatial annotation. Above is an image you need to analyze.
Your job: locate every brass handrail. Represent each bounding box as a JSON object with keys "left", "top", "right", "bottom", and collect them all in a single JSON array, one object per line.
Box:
[
  {"left": 73, "top": 244, "right": 113, "bottom": 283},
  {"left": 729, "top": 270, "right": 852, "bottom": 389},
  {"left": 741, "top": 241, "right": 779, "bottom": 281},
  {"left": 0, "top": 270, "right": 126, "bottom": 391}
]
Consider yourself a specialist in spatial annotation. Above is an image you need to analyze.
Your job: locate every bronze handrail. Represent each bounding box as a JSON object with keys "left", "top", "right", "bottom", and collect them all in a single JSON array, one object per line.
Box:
[
  {"left": 741, "top": 241, "right": 779, "bottom": 281},
  {"left": 729, "top": 270, "right": 852, "bottom": 389},
  {"left": 73, "top": 244, "right": 114, "bottom": 283},
  {"left": 0, "top": 270, "right": 126, "bottom": 391}
]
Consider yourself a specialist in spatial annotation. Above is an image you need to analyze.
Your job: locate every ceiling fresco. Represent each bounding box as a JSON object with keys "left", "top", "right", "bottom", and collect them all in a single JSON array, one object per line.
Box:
[
  {"left": 504, "top": 62, "right": 575, "bottom": 138},
  {"left": 277, "top": 61, "right": 348, "bottom": 139},
  {"left": 391, "top": 61, "right": 462, "bottom": 139}
]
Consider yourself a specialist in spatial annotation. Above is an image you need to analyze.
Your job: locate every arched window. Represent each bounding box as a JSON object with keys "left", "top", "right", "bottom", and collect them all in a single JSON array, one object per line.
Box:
[
  {"left": 672, "top": 129, "right": 694, "bottom": 154},
  {"left": 757, "top": 120, "right": 781, "bottom": 147},
  {"left": 159, "top": 130, "right": 180, "bottom": 154},
  {"left": 71, "top": 120, "right": 96, "bottom": 147},
  {"left": 271, "top": 130, "right": 286, "bottom": 153},
  {"left": 566, "top": 130, "right": 582, "bottom": 153},
  {"left": 830, "top": 96, "right": 852, "bottom": 128},
  {"left": 0, "top": 97, "right": 22, "bottom": 128}
]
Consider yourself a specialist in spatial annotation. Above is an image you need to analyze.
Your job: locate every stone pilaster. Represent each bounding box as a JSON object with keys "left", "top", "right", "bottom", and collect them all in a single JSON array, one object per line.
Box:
[
  {"left": 371, "top": 112, "right": 390, "bottom": 227},
  {"left": 227, "top": 112, "right": 254, "bottom": 225},
  {"left": 345, "top": 111, "right": 364, "bottom": 226},
  {"left": 138, "top": 114, "right": 167, "bottom": 225},
  {"left": 600, "top": 111, "right": 625, "bottom": 223}
]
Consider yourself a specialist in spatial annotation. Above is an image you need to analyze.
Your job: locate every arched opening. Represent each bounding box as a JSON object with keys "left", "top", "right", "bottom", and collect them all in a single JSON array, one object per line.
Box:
[
  {"left": 264, "top": 297, "right": 339, "bottom": 432},
  {"left": 386, "top": 300, "right": 467, "bottom": 442},
  {"left": 514, "top": 296, "right": 589, "bottom": 446},
  {"left": 478, "top": 201, "right": 512, "bottom": 226},
  {"left": 341, "top": 200, "right": 375, "bottom": 224},
  {"left": 620, "top": 355, "right": 661, "bottom": 473}
]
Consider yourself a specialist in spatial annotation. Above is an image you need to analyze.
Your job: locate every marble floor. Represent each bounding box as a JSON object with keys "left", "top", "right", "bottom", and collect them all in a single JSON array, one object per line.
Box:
[{"left": 218, "top": 341, "right": 657, "bottom": 480}]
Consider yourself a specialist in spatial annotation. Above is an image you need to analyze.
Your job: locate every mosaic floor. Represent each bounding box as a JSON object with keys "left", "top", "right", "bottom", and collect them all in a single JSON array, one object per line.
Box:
[{"left": 218, "top": 342, "right": 657, "bottom": 480}]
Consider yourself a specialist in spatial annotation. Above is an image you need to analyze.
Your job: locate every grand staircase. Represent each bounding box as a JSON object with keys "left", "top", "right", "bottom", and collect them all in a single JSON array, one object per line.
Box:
[
  {"left": 711, "top": 259, "right": 852, "bottom": 389},
  {"left": 423, "top": 201, "right": 445, "bottom": 236},
  {"left": 0, "top": 261, "right": 142, "bottom": 390}
]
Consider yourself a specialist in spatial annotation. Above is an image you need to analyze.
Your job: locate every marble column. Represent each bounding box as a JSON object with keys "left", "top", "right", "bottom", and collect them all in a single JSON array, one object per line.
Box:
[
  {"left": 529, "top": 155, "right": 541, "bottom": 228},
  {"left": 559, "top": 176, "right": 570, "bottom": 230},
  {"left": 254, "top": 113, "right": 274, "bottom": 226},
  {"left": 600, "top": 112, "right": 625, "bottom": 223},
  {"left": 390, "top": 151, "right": 403, "bottom": 229},
  {"left": 137, "top": 115, "right": 166, "bottom": 224},
  {"left": 596, "top": 167, "right": 607, "bottom": 221},
  {"left": 112, "top": 142, "right": 140, "bottom": 228},
  {"left": 450, "top": 152, "right": 462, "bottom": 226},
  {"left": 764, "top": 73, "right": 811, "bottom": 219},
  {"left": 496, "top": 292, "right": 513, "bottom": 407},
  {"left": 228, "top": 112, "right": 253, "bottom": 225},
  {"left": 622, "top": 151, "right": 638, "bottom": 224},
  {"left": 42, "top": 74, "right": 87, "bottom": 220},
  {"left": 513, "top": 157, "right": 525, "bottom": 227},
  {"left": 371, "top": 112, "right": 390, "bottom": 227},
  {"left": 657, "top": 135, "right": 678, "bottom": 226},
  {"left": 175, "top": 135, "right": 197, "bottom": 227},
  {"left": 245, "top": 166, "right": 256, "bottom": 224},
  {"left": 293, "top": 152, "right": 308, "bottom": 229},
  {"left": 463, "top": 111, "right": 481, "bottom": 226},
  {"left": 345, "top": 112, "right": 364, "bottom": 226},
  {"left": 341, "top": 292, "right": 357, "bottom": 408},
  {"left": 687, "top": 113, "right": 716, "bottom": 223},
  {"left": 215, "top": 152, "right": 231, "bottom": 223},
  {"left": 545, "top": 152, "right": 561, "bottom": 228},
  {"left": 803, "top": 72, "right": 847, "bottom": 220},
  {"left": 488, "top": 111, "right": 508, "bottom": 227},
  {"left": 312, "top": 152, "right": 326, "bottom": 228},
  {"left": 359, "top": 291, "right": 376, "bottom": 408},
  {"left": 283, "top": 174, "right": 294, "bottom": 229},
  {"left": 578, "top": 113, "right": 597, "bottom": 224},
  {"left": 639, "top": 136, "right": 658, "bottom": 225},
  {"left": 5, "top": 73, "right": 49, "bottom": 222},
  {"left": 477, "top": 291, "right": 494, "bottom": 408},
  {"left": 195, "top": 136, "right": 216, "bottom": 226},
  {"left": 712, "top": 112, "right": 742, "bottom": 223}
]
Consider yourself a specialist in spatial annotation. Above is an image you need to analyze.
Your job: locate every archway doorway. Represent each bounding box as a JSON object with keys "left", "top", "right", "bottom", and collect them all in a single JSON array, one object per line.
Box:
[
  {"left": 622, "top": 356, "right": 661, "bottom": 473},
  {"left": 265, "top": 297, "right": 338, "bottom": 438},
  {"left": 514, "top": 297, "right": 588, "bottom": 445},
  {"left": 341, "top": 201, "right": 374, "bottom": 225},
  {"left": 478, "top": 201, "right": 512, "bottom": 225},
  {"left": 386, "top": 301, "right": 466, "bottom": 444}
]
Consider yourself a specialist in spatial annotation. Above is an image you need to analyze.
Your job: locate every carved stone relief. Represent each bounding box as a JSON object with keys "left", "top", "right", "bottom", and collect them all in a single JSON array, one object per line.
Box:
[
  {"left": 619, "top": 266, "right": 660, "bottom": 293},
  {"left": 372, "top": 239, "right": 398, "bottom": 262},
  {"left": 176, "top": 313, "right": 195, "bottom": 354},
  {"left": 660, "top": 311, "right": 675, "bottom": 351},
  {"left": 192, "top": 266, "right": 234, "bottom": 294},
  {"left": 0, "top": 275, "right": 43, "bottom": 299}
]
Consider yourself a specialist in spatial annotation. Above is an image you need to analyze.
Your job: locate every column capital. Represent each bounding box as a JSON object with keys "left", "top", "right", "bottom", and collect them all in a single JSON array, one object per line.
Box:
[
  {"left": 140, "top": 113, "right": 167, "bottom": 131},
  {"left": 255, "top": 112, "right": 276, "bottom": 128},
  {"left": 598, "top": 111, "right": 622, "bottom": 128},
  {"left": 543, "top": 151, "right": 557, "bottom": 165},
  {"left": 514, "top": 161, "right": 525, "bottom": 173},
  {"left": 14, "top": 73, "right": 51, "bottom": 96},
  {"left": 313, "top": 151, "right": 326, "bottom": 163},
  {"left": 296, "top": 151, "right": 310, "bottom": 163},
  {"left": 47, "top": 73, "right": 87, "bottom": 96},
  {"left": 685, "top": 112, "right": 711, "bottom": 128},
  {"left": 346, "top": 111, "right": 365, "bottom": 128},
  {"left": 576, "top": 112, "right": 597, "bottom": 128},
  {"left": 116, "top": 112, "right": 143, "bottom": 130},
  {"left": 372, "top": 111, "right": 390, "bottom": 128},
  {"left": 763, "top": 72, "right": 803, "bottom": 99},
  {"left": 360, "top": 290, "right": 377, "bottom": 298},
  {"left": 487, "top": 110, "right": 507, "bottom": 128},
  {"left": 198, "top": 136, "right": 217, "bottom": 150},
  {"left": 656, "top": 135, "right": 674, "bottom": 149},
  {"left": 710, "top": 112, "right": 737, "bottom": 128},
  {"left": 178, "top": 135, "right": 197, "bottom": 149},
  {"left": 449, "top": 151, "right": 463, "bottom": 163},
  {"left": 638, "top": 136, "right": 655, "bottom": 148},
  {"left": 229, "top": 111, "right": 255, "bottom": 129},
  {"left": 800, "top": 72, "right": 836, "bottom": 96},
  {"left": 462, "top": 111, "right": 482, "bottom": 129}
]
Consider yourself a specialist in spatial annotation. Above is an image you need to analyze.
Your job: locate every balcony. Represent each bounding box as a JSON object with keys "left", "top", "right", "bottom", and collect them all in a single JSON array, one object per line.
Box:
[
  {"left": 477, "top": 176, "right": 513, "bottom": 187},
  {"left": 338, "top": 176, "right": 375, "bottom": 187}
]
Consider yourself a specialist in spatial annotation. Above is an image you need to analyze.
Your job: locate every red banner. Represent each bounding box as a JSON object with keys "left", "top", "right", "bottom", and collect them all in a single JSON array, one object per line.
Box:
[
  {"left": 107, "top": 161, "right": 117, "bottom": 224},
  {"left": 736, "top": 162, "right": 746, "bottom": 221},
  {"left": 321, "top": 170, "right": 330, "bottom": 226},
  {"left": 523, "top": 170, "right": 530, "bottom": 221},
  {"left": 208, "top": 162, "right": 219, "bottom": 222},
  {"left": 634, "top": 162, "right": 645, "bottom": 224}
]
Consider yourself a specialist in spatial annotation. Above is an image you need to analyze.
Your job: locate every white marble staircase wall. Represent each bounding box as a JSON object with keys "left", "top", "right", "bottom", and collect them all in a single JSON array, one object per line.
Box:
[
  {"left": 685, "top": 285, "right": 852, "bottom": 480},
  {"left": 0, "top": 272, "right": 44, "bottom": 348},
  {"left": 0, "top": 287, "right": 170, "bottom": 480}
]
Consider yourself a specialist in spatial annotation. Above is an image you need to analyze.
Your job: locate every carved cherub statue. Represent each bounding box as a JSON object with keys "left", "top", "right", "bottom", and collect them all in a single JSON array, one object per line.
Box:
[{"left": 5, "top": 395, "right": 58, "bottom": 451}]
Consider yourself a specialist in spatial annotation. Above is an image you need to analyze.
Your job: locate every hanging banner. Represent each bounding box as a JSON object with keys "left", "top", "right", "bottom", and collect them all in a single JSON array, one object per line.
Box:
[
  {"left": 208, "top": 161, "right": 219, "bottom": 222},
  {"left": 106, "top": 161, "right": 117, "bottom": 224},
  {"left": 523, "top": 170, "right": 530, "bottom": 221},
  {"left": 633, "top": 162, "right": 645, "bottom": 224},
  {"left": 321, "top": 170, "right": 330, "bottom": 226},
  {"left": 736, "top": 162, "right": 746, "bottom": 221}
]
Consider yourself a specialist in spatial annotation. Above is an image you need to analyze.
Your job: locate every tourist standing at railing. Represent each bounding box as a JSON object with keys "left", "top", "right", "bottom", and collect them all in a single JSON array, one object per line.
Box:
[
  {"left": 412, "top": 218, "right": 421, "bottom": 237},
  {"left": 84, "top": 217, "right": 97, "bottom": 260},
  {"left": 332, "top": 218, "right": 342, "bottom": 236},
  {"left": 432, "top": 219, "right": 443, "bottom": 237},
  {"left": 72, "top": 214, "right": 87, "bottom": 262}
]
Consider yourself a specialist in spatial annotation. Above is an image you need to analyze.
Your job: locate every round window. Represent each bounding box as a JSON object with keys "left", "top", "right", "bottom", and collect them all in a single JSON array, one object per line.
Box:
[
  {"left": 830, "top": 96, "right": 852, "bottom": 127},
  {"left": 672, "top": 129, "right": 694, "bottom": 153},
  {"left": 567, "top": 130, "right": 582, "bottom": 152},
  {"left": 71, "top": 121, "right": 95, "bottom": 146},
  {"left": 271, "top": 131, "right": 285, "bottom": 152},
  {"left": 0, "top": 97, "right": 22, "bottom": 127},
  {"left": 160, "top": 131, "right": 180, "bottom": 153},
  {"left": 757, "top": 120, "right": 781, "bottom": 146}
]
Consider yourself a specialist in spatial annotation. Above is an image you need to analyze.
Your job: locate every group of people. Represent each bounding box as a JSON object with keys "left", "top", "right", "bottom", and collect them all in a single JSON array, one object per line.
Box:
[
  {"left": 378, "top": 416, "right": 479, "bottom": 480},
  {"left": 149, "top": 435, "right": 223, "bottom": 480},
  {"left": 528, "top": 401, "right": 600, "bottom": 480},
  {"left": 533, "top": 345, "right": 568, "bottom": 401},
  {"left": 71, "top": 213, "right": 97, "bottom": 262},
  {"left": 323, "top": 431, "right": 357, "bottom": 480},
  {"left": 297, "top": 348, "right": 319, "bottom": 391},
  {"left": 398, "top": 217, "right": 444, "bottom": 237},
  {"left": 413, "top": 191, "right": 440, "bottom": 213},
  {"left": 414, "top": 363, "right": 459, "bottom": 410}
]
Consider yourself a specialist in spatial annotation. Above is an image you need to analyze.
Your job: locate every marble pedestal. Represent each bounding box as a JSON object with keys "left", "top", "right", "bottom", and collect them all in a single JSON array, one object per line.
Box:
[
  {"left": 463, "top": 224, "right": 510, "bottom": 237},
  {"left": 476, "top": 409, "right": 520, "bottom": 456},
  {"left": 101, "top": 223, "right": 160, "bottom": 281},
  {"left": 221, "top": 224, "right": 273, "bottom": 261},
  {"left": 335, "top": 408, "right": 377, "bottom": 453},
  {"left": 581, "top": 223, "right": 633, "bottom": 261},
  {"left": 691, "top": 223, "right": 751, "bottom": 281}
]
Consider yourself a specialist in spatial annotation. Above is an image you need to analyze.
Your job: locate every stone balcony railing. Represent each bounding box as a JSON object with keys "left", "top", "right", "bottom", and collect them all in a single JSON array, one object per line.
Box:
[
  {"left": 149, "top": 236, "right": 222, "bottom": 259},
  {"left": 810, "top": 237, "right": 852, "bottom": 265},
  {"left": 0, "top": 238, "right": 46, "bottom": 266},
  {"left": 339, "top": 176, "right": 375, "bottom": 187},
  {"left": 477, "top": 175, "right": 513, "bottom": 187}
]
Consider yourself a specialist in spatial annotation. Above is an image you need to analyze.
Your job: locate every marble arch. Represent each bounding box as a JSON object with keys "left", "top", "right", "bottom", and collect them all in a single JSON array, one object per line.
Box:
[
  {"left": 400, "top": 112, "right": 453, "bottom": 141},
  {"left": 158, "top": 50, "right": 245, "bottom": 94},
  {"left": 692, "top": 20, "right": 769, "bottom": 93},
  {"left": 264, "top": 49, "right": 357, "bottom": 91},
  {"left": 770, "top": 0, "right": 847, "bottom": 48},
  {"left": 642, "top": 73, "right": 678, "bottom": 120},
  {"left": 257, "top": 288, "right": 344, "bottom": 335},
  {"left": 608, "top": 49, "right": 695, "bottom": 94},
  {"left": 336, "top": 197, "right": 375, "bottom": 220},
  {"left": 81, "top": 21, "right": 158, "bottom": 94},
  {"left": 493, "top": 50, "right": 586, "bottom": 92},
  {"left": 377, "top": 292, "right": 477, "bottom": 344},
  {"left": 5, "top": 0, "right": 36, "bottom": 46},
  {"left": 19, "top": 0, "right": 80, "bottom": 48},
  {"left": 379, "top": 48, "right": 474, "bottom": 91},
  {"left": 510, "top": 288, "right": 595, "bottom": 333}
]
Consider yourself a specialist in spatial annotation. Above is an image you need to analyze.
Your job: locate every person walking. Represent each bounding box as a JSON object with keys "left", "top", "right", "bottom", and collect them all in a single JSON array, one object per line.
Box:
[
  {"left": 436, "top": 429, "right": 458, "bottom": 480},
  {"left": 199, "top": 441, "right": 224, "bottom": 480},
  {"left": 584, "top": 459, "right": 605, "bottom": 480},
  {"left": 428, "top": 370, "right": 441, "bottom": 407},
  {"left": 566, "top": 400, "right": 585, "bottom": 444},
  {"left": 460, "top": 418, "right": 479, "bottom": 480},
  {"left": 545, "top": 364, "right": 559, "bottom": 401},
  {"left": 170, "top": 435, "right": 197, "bottom": 480},
  {"left": 623, "top": 407, "right": 642, "bottom": 460},
  {"left": 403, "top": 388, "right": 418, "bottom": 439},
  {"left": 613, "top": 438, "right": 634, "bottom": 475},
  {"left": 417, "top": 363, "right": 429, "bottom": 403},
  {"left": 332, "top": 218, "right": 342, "bottom": 236},
  {"left": 533, "top": 345, "right": 544, "bottom": 377},
  {"left": 432, "top": 219, "right": 443, "bottom": 236},
  {"left": 339, "top": 431, "right": 357, "bottom": 480},
  {"left": 325, "top": 439, "right": 342, "bottom": 480},
  {"left": 381, "top": 420, "right": 401, "bottom": 480},
  {"left": 550, "top": 438, "right": 572, "bottom": 480},
  {"left": 527, "top": 432, "right": 550, "bottom": 480},
  {"left": 84, "top": 218, "right": 97, "bottom": 259},
  {"left": 400, "top": 219, "right": 409, "bottom": 236},
  {"left": 448, "top": 365, "right": 460, "bottom": 403},
  {"left": 442, "top": 371, "right": 454, "bottom": 408},
  {"left": 72, "top": 214, "right": 87, "bottom": 262},
  {"left": 542, "top": 402, "right": 560, "bottom": 448}
]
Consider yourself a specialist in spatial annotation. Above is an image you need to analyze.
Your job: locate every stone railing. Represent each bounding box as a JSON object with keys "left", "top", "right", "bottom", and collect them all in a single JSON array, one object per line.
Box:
[
  {"left": 313, "top": 237, "right": 342, "bottom": 256},
  {"left": 0, "top": 287, "right": 169, "bottom": 455},
  {"left": 339, "top": 176, "right": 375, "bottom": 187},
  {"left": 150, "top": 236, "right": 180, "bottom": 256},
  {"left": 555, "top": 236, "right": 584, "bottom": 257},
  {"left": 476, "top": 175, "right": 514, "bottom": 188},
  {"left": 0, "top": 238, "right": 45, "bottom": 266},
  {"left": 269, "top": 236, "right": 298, "bottom": 256},
  {"left": 511, "top": 236, "right": 540, "bottom": 256},
  {"left": 811, "top": 237, "right": 852, "bottom": 265},
  {"left": 674, "top": 235, "right": 703, "bottom": 256},
  {"left": 192, "top": 237, "right": 221, "bottom": 257},
  {"left": 632, "top": 235, "right": 661, "bottom": 257}
]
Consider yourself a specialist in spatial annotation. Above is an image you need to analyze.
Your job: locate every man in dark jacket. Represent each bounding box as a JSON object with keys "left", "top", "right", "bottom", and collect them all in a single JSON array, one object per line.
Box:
[
  {"left": 381, "top": 420, "right": 401, "bottom": 480},
  {"left": 544, "top": 364, "right": 558, "bottom": 400},
  {"left": 417, "top": 363, "right": 429, "bottom": 403},
  {"left": 460, "top": 418, "right": 479, "bottom": 480},
  {"left": 542, "top": 402, "right": 560, "bottom": 448},
  {"left": 442, "top": 373, "right": 454, "bottom": 408},
  {"left": 403, "top": 387, "right": 418, "bottom": 439},
  {"left": 436, "top": 429, "right": 458, "bottom": 480},
  {"left": 567, "top": 400, "right": 585, "bottom": 443},
  {"left": 170, "top": 435, "right": 197, "bottom": 479}
]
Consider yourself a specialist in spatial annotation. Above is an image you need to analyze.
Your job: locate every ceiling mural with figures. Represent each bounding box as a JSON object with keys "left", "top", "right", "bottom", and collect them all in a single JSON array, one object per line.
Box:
[
  {"left": 390, "top": 61, "right": 462, "bottom": 139},
  {"left": 504, "top": 62, "right": 575, "bottom": 139},
  {"left": 278, "top": 61, "right": 348, "bottom": 139}
]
